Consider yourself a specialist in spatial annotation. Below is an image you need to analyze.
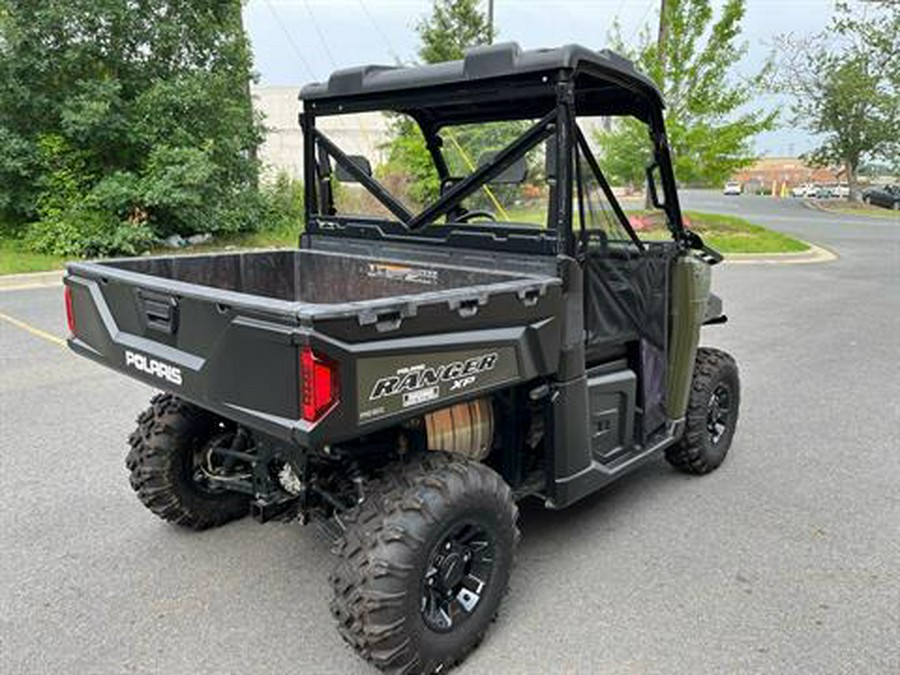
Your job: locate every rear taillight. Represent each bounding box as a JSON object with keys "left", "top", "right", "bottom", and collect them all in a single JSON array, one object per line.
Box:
[
  {"left": 300, "top": 346, "right": 339, "bottom": 423},
  {"left": 64, "top": 285, "right": 75, "bottom": 335}
]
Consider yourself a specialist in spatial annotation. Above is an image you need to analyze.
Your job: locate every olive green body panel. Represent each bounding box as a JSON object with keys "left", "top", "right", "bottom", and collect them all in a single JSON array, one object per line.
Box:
[{"left": 666, "top": 254, "right": 712, "bottom": 419}]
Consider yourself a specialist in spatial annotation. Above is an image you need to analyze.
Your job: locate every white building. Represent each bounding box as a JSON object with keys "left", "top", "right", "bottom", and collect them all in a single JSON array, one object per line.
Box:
[{"left": 253, "top": 85, "right": 390, "bottom": 182}]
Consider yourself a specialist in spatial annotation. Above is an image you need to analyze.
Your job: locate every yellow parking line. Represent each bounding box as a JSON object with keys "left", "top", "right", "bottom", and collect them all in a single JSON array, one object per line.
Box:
[
  {"left": 0, "top": 282, "right": 63, "bottom": 292},
  {"left": 0, "top": 310, "right": 67, "bottom": 347}
]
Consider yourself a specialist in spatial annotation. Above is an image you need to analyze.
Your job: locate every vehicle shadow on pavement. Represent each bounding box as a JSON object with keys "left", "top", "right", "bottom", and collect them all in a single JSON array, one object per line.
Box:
[{"left": 516, "top": 456, "right": 674, "bottom": 544}]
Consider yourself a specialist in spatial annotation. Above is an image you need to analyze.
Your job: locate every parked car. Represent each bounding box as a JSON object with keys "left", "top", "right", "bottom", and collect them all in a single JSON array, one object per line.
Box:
[
  {"left": 791, "top": 183, "right": 817, "bottom": 198},
  {"left": 815, "top": 185, "right": 836, "bottom": 199},
  {"left": 832, "top": 183, "right": 850, "bottom": 199},
  {"left": 723, "top": 180, "right": 742, "bottom": 196},
  {"left": 862, "top": 185, "right": 900, "bottom": 210}
]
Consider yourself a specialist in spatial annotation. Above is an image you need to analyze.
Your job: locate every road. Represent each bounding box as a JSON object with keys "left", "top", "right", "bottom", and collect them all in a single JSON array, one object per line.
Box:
[{"left": 1, "top": 191, "right": 898, "bottom": 674}]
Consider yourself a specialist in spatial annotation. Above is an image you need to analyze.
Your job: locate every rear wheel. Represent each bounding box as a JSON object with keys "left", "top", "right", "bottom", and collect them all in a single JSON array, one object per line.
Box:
[
  {"left": 330, "top": 453, "right": 518, "bottom": 674},
  {"left": 125, "top": 393, "right": 250, "bottom": 529},
  {"left": 666, "top": 347, "right": 740, "bottom": 475}
]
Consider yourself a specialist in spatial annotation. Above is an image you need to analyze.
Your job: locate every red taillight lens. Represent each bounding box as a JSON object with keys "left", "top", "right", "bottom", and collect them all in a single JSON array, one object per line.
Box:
[
  {"left": 64, "top": 285, "right": 75, "bottom": 335},
  {"left": 300, "top": 346, "right": 339, "bottom": 422}
]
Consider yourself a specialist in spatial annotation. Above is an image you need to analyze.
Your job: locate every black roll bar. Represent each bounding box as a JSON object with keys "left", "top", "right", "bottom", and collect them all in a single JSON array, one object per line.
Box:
[{"left": 312, "top": 128, "right": 415, "bottom": 224}]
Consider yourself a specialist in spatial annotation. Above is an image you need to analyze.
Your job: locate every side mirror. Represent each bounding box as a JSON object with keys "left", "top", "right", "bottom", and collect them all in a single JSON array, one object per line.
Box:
[
  {"left": 334, "top": 155, "right": 372, "bottom": 183},
  {"left": 646, "top": 163, "right": 666, "bottom": 208},
  {"left": 477, "top": 151, "right": 527, "bottom": 184}
]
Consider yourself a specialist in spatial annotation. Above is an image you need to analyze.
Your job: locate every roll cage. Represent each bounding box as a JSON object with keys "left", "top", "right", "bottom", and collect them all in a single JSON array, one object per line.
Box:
[{"left": 298, "top": 42, "right": 691, "bottom": 258}]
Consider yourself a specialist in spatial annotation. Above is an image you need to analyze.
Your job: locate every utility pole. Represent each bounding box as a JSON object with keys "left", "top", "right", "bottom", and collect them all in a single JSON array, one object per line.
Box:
[
  {"left": 237, "top": 0, "right": 258, "bottom": 183},
  {"left": 487, "top": 0, "right": 494, "bottom": 44},
  {"left": 657, "top": 0, "right": 668, "bottom": 72}
]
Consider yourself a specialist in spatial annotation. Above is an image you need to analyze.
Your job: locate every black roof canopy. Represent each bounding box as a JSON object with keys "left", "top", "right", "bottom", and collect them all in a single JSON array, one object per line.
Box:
[{"left": 300, "top": 43, "right": 664, "bottom": 125}]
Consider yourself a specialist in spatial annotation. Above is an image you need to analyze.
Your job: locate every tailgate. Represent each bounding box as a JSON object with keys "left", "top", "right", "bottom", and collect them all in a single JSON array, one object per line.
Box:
[{"left": 65, "top": 263, "right": 302, "bottom": 440}]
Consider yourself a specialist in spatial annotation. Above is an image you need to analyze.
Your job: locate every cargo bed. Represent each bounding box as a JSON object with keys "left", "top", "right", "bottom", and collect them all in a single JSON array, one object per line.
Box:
[
  {"left": 70, "top": 248, "right": 557, "bottom": 318},
  {"left": 65, "top": 247, "right": 563, "bottom": 446}
]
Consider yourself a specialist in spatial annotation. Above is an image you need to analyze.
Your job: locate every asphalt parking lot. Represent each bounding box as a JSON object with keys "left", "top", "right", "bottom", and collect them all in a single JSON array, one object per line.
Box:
[{"left": 2, "top": 191, "right": 898, "bottom": 674}]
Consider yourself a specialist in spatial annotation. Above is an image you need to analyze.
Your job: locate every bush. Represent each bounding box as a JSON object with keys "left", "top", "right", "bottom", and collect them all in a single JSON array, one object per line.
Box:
[
  {"left": 259, "top": 172, "right": 305, "bottom": 234},
  {"left": 0, "top": 2, "right": 262, "bottom": 258},
  {"left": 21, "top": 135, "right": 276, "bottom": 257},
  {"left": 24, "top": 209, "right": 155, "bottom": 258},
  {"left": 21, "top": 174, "right": 305, "bottom": 259}
]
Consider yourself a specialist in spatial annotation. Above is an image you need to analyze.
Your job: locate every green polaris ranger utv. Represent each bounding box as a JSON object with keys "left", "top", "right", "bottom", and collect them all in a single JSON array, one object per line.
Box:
[{"left": 65, "top": 43, "right": 740, "bottom": 674}]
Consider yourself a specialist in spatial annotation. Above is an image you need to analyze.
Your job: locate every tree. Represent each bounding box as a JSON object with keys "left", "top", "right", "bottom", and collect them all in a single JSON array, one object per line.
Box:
[
  {"left": 0, "top": 0, "right": 262, "bottom": 255},
  {"left": 417, "top": 0, "right": 494, "bottom": 64},
  {"left": 772, "top": 1, "right": 899, "bottom": 200},
  {"left": 595, "top": 0, "right": 775, "bottom": 188},
  {"left": 381, "top": 0, "right": 496, "bottom": 208}
]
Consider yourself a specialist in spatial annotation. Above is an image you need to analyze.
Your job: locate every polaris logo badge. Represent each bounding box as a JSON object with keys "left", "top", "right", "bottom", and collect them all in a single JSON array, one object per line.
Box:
[
  {"left": 369, "top": 352, "right": 498, "bottom": 402},
  {"left": 125, "top": 350, "right": 183, "bottom": 385}
]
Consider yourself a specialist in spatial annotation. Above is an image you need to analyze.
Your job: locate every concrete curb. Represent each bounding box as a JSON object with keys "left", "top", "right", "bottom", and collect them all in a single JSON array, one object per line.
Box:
[
  {"left": 723, "top": 241, "right": 837, "bottom": 265},
  {"left": 804, "top": 199, "right": 900, "bottom": 221},
  {"left": 803, "top": 199, "right": 829, "bottom": 214},
  {"left": 0, "top": 269, "right": 64, "bottom": 291}
]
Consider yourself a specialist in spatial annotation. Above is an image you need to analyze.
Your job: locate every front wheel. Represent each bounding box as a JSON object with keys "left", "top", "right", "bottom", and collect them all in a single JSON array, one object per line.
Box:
[
  {"left": 330, "top": 453, "right": 518, "bottom": 674},
  {"left": 666, "top": 347, "right": 740, "bottom": 475}
]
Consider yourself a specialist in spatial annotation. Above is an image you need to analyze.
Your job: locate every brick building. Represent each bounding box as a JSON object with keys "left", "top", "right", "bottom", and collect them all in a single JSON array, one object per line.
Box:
[{"left": 733, "top": 157, "right": 843, "bottom": 193}]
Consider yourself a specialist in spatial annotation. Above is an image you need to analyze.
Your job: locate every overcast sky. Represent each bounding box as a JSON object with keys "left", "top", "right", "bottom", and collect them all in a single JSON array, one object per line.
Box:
[{"left": 243, "top": 0, "right": 840, "bottom": 156}]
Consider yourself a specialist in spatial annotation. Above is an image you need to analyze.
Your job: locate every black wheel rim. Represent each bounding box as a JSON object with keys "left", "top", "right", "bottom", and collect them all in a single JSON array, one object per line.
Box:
[
  {"left": 707, "top": 384, "right": 732, "bottom": 445},
  {"left": 421, "top": 521, "right": 495, "bottom": 633}
]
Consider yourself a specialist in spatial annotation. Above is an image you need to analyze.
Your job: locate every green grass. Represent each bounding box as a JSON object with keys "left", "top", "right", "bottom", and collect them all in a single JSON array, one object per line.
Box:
[
  {"left": 820, "top": 203, "right": 900, "bottom": 220},
  {"left": 173, "top": 227, "right": 299, "bottom": 253},
  {"left": 497, "top": 207, "right": 809, "bottom": 254},
  {"left": 0, "top": 224, "right": 300, "bottom": 275},
  {"left": 0, "top": 239, "right": 66, "bottom": 275},
  {"left": 503, "top": 206, "right": 547, "bottom": 225},
  {"left": 631, "top": 210, "right": 809, "bottom": 254}
]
